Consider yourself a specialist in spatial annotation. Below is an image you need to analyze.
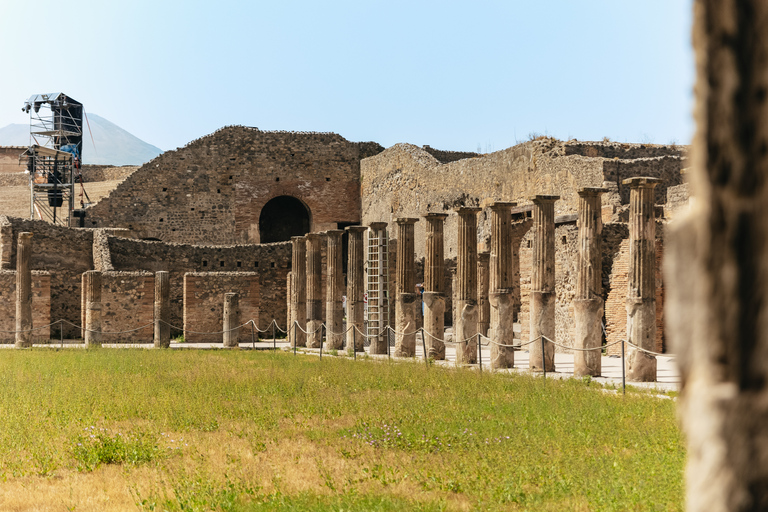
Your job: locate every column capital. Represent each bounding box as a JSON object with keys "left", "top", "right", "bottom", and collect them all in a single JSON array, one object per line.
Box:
[
  {"left": 291, "top": 235, "right": 306, "bottom": 243},
  {"left": 530, "top": 195, "right": 560, "bottom": 203},
  {"left": 424, "top": 212, "right": 449, "bottom": 220},
  {"left": 490, "top": 201, "right": 517, "bottom": 211},
  {"left": 395, "top": 217, "right": 419, "bottom": 225},
  {"left": 305, "top": 232, "right": 323, "bottom": 241},
  {"left": 622, "top": 177, "right": 660, "bottom": 188},
  {"left": 455, "top": 206, "right": 481, "bottom": 215},
  {"left": 369, "top": 222, "right": 388, "bottom": 230},
  {"left": 345, "top": 225, "right": 368, "bottom": 234},
  {"left": 577, "top": 187, "right": 608, "bottom": 196},
  {"left": 324, "top": 229, "right": 344, "bottom": 237}
]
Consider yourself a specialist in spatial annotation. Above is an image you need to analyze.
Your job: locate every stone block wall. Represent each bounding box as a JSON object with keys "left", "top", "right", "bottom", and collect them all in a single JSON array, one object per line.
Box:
[
  {"left": 183, "top": 272, "right": 259, "bottom": 343},
  {"left": 98, "top": 272, "right": 154, "bottom": 343},
  {"left": 0, "top": 270, "right": 51, "bottom": 343},
  {"left": 80, "top": 165, "right": 139, "bottom": 182}
]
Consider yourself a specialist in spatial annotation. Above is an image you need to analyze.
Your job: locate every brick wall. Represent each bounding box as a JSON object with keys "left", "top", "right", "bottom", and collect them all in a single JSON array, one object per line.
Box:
[
  {"left": 99, "top": 271, "right": 154, "bottom": 343},
  {"left": 0, "top": 270, "right": 51, "bottom": 343},
  {"left": 80, "top": 165, "right": 139, "bottom": 182},
  {"left": 183, "top": 272, "right": 259, "bottom": 343}
]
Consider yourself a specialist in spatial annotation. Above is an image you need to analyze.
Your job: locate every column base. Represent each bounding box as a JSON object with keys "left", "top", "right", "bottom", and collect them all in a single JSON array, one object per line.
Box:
[{"left": 574, "top": 298, "right": 604, "bottom": 377}]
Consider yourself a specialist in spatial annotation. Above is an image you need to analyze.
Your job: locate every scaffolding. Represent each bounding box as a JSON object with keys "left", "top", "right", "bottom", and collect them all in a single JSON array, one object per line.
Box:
[
  {"left": 21, "top": 93, "right": 83, "bottom": 227},
  {"left": 366, "top": 224, "right": 390, "bottom": 346}
]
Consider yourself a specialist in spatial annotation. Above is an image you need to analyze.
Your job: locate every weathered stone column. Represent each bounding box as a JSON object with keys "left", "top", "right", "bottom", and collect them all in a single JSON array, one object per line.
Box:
[
  {"left": 477, "top": 251, "right": 490, "bottom": 338},
  {"left": 529, "top": 195, "right": 558, "bottom": 372},
  {"left": 305, "top": 233, "right": 323, "bottom": 348},
  {"left": 154, "top": 271, "right": 170, "bottom": 348},
  {"left": 623, "top": 177, "right": 659, "bottom": 382},
  {"left": 423, "top": 213, "right": 448, "bottom": 359},
  {"left": 455, "top": 207, "right": 480, "bottom": 364},
  {"left": 83, "top": 270, "right": 102, "bottom": 347},
  {"left": 346, "top": 226, "right": 367, "bottom": 352},
  {"left": 394, "top": 218, "right": 418, "bottom": 357},
  {"left": 325, "top": 230, "right": 344, "bottom": 349},
  {"left": 489, "top": 202, "right": 516, "bottom": 369},
  {"left": 574, "top": 188, "right": 606, "bottom": 377},
  {"left": 15, "top": 232, "right": 33, "bottom": 348},
  {"left": 289, "top": 236, "right": 306, "bottom": 348},
  {"left": 223, "top": 292, "right": 240, "bottom": 348},
  {"left": 368, "top": 222, "right": 389, "bottom": 355}
]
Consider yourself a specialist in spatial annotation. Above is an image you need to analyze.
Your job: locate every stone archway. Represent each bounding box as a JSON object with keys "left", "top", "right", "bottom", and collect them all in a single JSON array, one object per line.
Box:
[{"left": 258, "top": 196, "right": 311, "bottom": 243}]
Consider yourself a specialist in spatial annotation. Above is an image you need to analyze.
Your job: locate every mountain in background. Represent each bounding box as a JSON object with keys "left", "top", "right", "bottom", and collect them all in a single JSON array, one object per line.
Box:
[{"left": 0, "top": 113, "right": 163, "bottom": 165}]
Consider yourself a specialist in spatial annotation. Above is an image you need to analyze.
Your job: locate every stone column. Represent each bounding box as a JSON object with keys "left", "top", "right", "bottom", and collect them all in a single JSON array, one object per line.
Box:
[
  {"left": 394, "top": 218, "right": 418, "bottom": 357},
  {"left": 574, "top": 188, "right": 606, "bottom": 377},
  {"left": 346, "top": 226, "right": 367, "bottom": 352},
  {"left": 325, "top": 230, "right": 344, "bottom": 349},
  {"left": 423, "top": 213, "right": 448, "bottom": 359},
  {"left": 305, "top": 233, "right": 323, "bottom": 348},
  {"left": 15, "top": 232, "right": 33, "bottom": 348},
  {"left": 223, "top": 292, "right": 240, "bottom": 348},
  {"left": 529, "top": 195, "right": 559, "bottom": 372},
  {"left": 489, "top": 202, "right": 517, "bottom": 369},
  {"left": 368, "top": 222, "right": 389, "bottom": 355},
  {"left": 477, "top": 251, "right": 490, "bottom": 338},
  {"left": 83, "top": 270, "right": 102, "bottom": 347},
  {"left": 455, "top": 207, "right": 480, "bottom": 364},
  {"left": 624, "top": 177, "right": 659, "bottom": 382},
  {"left": 154, "top": 271, "right": 171, "bottom": 348},
  {"left": 289, "top": 236, "right": 306, "bottom": 347}
]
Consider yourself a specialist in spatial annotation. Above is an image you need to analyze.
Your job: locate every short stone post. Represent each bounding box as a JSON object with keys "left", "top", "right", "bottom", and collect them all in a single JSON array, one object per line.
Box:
[
  {"left": 368, "top": 222, "right": 389, "bottom": 355},
  {"left": 394, "top": 218, "right": 418, "bottom": 357},
  {"left": 290, "top": 236, "right": 306, "bottom": 347},
  {"left": 574, "top": 188, "right": 606, "bottom": 377},
  {"left": 305, "top": 233, "right": 323, "bottom": 348},
  {"left": 490, "top": 202, "right": 516, "bottom": 369},
  {"left": 84, "top": 270, "right": 102, "bottom": 347},
  {"left": 423, "top": 213, "right": 448, "bottom": 359},
  {"left": 325, "top": 230, "right": 344, "bottom": 349},
  {"left": 624, "top": 177, "right": 660, "bottom": 382},
  {"left": 15, "top": 232, "right": 33, "bottom": 348},
  {"left": 223, "top": 292, "right": 240, "bottom": 349},
  {"left": 154, "top": 271, "right": 171, "bottom": 348},
  {"left": 477, "top": 251, "right": 490, "bottom": 338},
  {"left": 455, "top": 207, "right": 480, "bottom": 364},
  {"left": 346, "top": 226, "right": 367, "bottom": 352},
  {"left": 529, "top": 195, "right": 559, "bottom": 372}
]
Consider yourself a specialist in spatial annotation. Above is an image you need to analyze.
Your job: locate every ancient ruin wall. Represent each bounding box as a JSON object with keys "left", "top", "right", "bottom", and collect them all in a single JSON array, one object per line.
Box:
[
  {"left": 99, "top": 272, "right": 154, "bottom": 343},
  {"left": 80, "top": 165, "right": 139, "bottom": 182},
  {"left": 0, "top": 270, "right": 51, "bottom": 342},
  {"left": 85, "top": 127, "right": 382, "bottom": 244},
  {"left": 183, "top": 272, "right": 259, "bottom": 343}
]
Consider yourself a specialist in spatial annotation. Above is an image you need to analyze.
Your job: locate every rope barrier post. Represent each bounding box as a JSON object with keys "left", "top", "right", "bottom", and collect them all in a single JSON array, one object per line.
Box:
[
  {"left": 293, "top": 322, "right": 297, "bottom": 356},
  {"left": 387, "top": 326, "right": 391, "bottom": 360},
  {"left": 319, "top": 324, "right": 324, "bottom": 360},
  {"left": 541, "top": 336, "right": 547, "bottom": 382},
  {"left": 478, "top": 333, "right": 482, "bottom": 373},
  {"left": 251, "top": 321, "right": 255, "bottom": 349},
  {"left": 422, "top": 328, "right": 428, "bottom": 368},
  {"left": 60, "top": 319, "right": 63, "bottom": 349},
  {"left": 272, "top": 321, "right": 276, "bottom": 351},
  {"left": 353, "top": 328, "right": 357, "bottom": 360},
  {"left": 621, "top": 339, "right": 626, "bottom": 395}
]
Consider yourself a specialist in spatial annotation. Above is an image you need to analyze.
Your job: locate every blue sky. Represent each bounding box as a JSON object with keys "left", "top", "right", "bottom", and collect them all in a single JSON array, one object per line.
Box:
[{"left": 0, "top": 1, "right": 693, "bottom": 152}]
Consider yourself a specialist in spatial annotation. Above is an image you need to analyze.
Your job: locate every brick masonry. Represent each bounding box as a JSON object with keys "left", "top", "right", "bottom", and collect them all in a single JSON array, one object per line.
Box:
[
  {"left": 0, "top": 270, "right": 51, "bottom": 343},
  {"left": 99, "top": 271, "right": 154, "bottom": 343}
]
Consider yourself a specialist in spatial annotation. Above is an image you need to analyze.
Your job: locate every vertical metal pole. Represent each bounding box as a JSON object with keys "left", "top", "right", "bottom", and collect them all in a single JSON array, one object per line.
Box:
[
  {"left": 478, "top": 334, "right": 482, "bottom": 372},
  {"left": 422, "top": 328, "right": 428, "bottom": 368},
  {"left": 293, "top": 322, "right": 297, "bottom": 356},
  {"left": 251, "top": 321, "right": 255, "bottom": 349},
  {"left": 319, "top": 324, "right": 324, "bottom": 360},
  {"left": 541, "top": 336, "right": 547, "bottom": 381},
  {"left": 60, "top": 320, "right": 63, "bottom": 348},
  {"left": 353, "top": 328, "right": 357, "bottom": 360},
  {"left": 387, "top": 326, "right": 391, "bottom": 360},
  {"left": 272, "top": 321, "right": 276, "bottom": 351},
  {"left": 621, "top": 339, "right": 626, "bottom": 395}
]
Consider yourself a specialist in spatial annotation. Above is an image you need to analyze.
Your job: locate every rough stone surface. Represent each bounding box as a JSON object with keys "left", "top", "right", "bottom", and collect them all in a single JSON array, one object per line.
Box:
[
  {"left": 346, "top": 226, "right": 366, "bottom": 351},
  {"left": 454, "top": 207, "right": 479, "bottom": 364},
  {"left": 154, "top": 271, "right": 171, "bottom": 347},
  {"left": 529, "top": 196, "right": 558, "bottom": 371},
  {"left": 15, "top": 232, "right": 33, "bottom": 348},
  {"left": 305, "top": 233, "right": 323, "bottom": 348},
  {"left": 394, "top": 218, "right": 418, "bottom": 357},
  {"left": 324, "top": 230, "right": 344, "bottom": 349},
  {"left": 83, "top": 270, "right": 102, "bottom": 347},
  {"left": 183, "top": 272, "right": 259, "bottom": 343},
  {"left": 223, "top": 292, "right": 240, "bottom": 348},
  {"left": 99, "top": 271, "right": 154, "bottom": 343}
]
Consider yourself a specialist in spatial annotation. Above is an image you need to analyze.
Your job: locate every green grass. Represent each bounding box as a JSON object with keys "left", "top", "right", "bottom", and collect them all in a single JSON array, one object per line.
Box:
[{"left": 0, "top": 349, "right": 684, "bottom": 511}]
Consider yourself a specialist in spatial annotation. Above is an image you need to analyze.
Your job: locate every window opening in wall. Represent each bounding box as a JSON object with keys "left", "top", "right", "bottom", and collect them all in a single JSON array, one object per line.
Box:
[
  {"left": 325, "top": 177, "right": 331, "bottom": 181},
  {"left": 217, "top": 189, "right": 221, "bottom": 194},
  {"left": 229, "top": 176, "right": 233, "bottom": 180},
  {"left": 237, "top": 261, "right": 241, "bottom": 268},
  {"left": 258, "top": 195, "right": 311, "bottom": 243},
  {"left": 191, "top": 208, "right": 195, "bottom": 211},
  {"left": 91, "top": 221, "right": 97, "bottom": 225},
  {"left": 162, "top": 188, "right": 167, "bottom": 192},
  {"left": 203, "top": 260, "right": 208, "bottom": 267},
  {"left": 275, "top": 177, "right": 280, "bottom": 182},
  {"left": 527, "top": 240, "right": 532, "bottom": 249},
  {"left": 220, "top": 261, "right": 224, "bottom": 267},
  {"left": 561, "top": 236, "right": 567, "bottom": 245},
  {"left": 254, "top": 261, "right": 259, "bottom": 267},
  {"left": 159, "top": 218, "right": 164, "bottom": 222},
  {"left": 270, "top": 262, "right": 275, "bottom": 268}
]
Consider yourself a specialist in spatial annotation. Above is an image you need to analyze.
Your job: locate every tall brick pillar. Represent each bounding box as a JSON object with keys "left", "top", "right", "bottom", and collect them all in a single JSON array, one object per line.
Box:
[
  {"left": 624, "top": 177, "right": 659, "bottom": 382},
  {"left": 84, "top": 270, "right": 102, "bottom": 347},
  {"left": 325, "top": 230, "right": 344, "bottom": 349},
  {"left": 477, "top": 251, "right": 490, "bottom": 338},
  {"left": 346, "top": 226, "right": 367, "bottom": 352},
  {"left": 529, "top": 195, "right": 559, "bottom": 372},
  {"left": 489, "top": 202, "right": 516, "bottom": 369},
  {"left": 154, "top": 271, "right": 170, "bottom": 348},
  {"left": 455, "top": 207, "right": 480, "bottom": 364},
  {"left": 305, "top": 233, "right": 323, "bottom": 348},
  {"left": 223, "top": 292, "right": 240, "bottom": 349},
  {"left": 574, "top": 188, "right": 606, "bottom": 377},
  {"left": 15, "top": 232, "right": 33, "bottom": 348},
  {"left": 394, "top": 218, "right": 418, "bottom": 357},
  {"left": 368, "top": 222, "right": 389, "bottom": 355},
  {"left": 423, "top": 213, "right": 448, "bottom": 359},
  {"left": 289, "top": 236, "right": 306, "bottom": 348}
]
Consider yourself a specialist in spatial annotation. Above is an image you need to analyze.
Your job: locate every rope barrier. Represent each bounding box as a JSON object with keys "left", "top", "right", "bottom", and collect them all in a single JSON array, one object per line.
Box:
[{"left": 625, "top": 339, "right": 669, "bottom": 357}]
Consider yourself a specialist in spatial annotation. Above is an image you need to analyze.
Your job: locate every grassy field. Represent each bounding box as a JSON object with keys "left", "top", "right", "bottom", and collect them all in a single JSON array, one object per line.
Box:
[{"left": 0, "top": 349, "right": 684, "bottom": 511}]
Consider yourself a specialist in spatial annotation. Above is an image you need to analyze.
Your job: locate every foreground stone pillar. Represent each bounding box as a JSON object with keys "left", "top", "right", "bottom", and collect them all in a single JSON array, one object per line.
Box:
[
  {"left": 489, "top": 202, "right": 516, "bottom": 369},
  {"left": 573, "top": 188, "right": 606, "bottom": 377},
  {"left": 83, "top": 270, "right": 102, "bottom": 347},
  {"left": 368, "top": 222, "right": 390, "bottom": 355},
  {"left": 477, "top": 251, "right": 490, "bottom": 338},
  {"left": 223, "top": 292, "right": 240, "bottom": 348},
  {"left": 666, "top": 3, "right": 768, "bottom": 508},
  {"left": 154, "top": 271, "right": 171, "bottom": 348},
  {"left": 423, "top": 213, "right": 448, "bottom": 359},
  {"left": 15, "top": 232, "right": 33, "bottom": 348},
  {"left": 455, "top": 207, "right": 480, "bottom": 364},
  {"left": 346, "top": 226, "right": 367, "bottom": 352},
  {"left": 529, "top": 195, "right": 558, "bottom": 372},
  {"left": 289, "top": 236, "right": 306, "bottom": 348},
  {"left": 325, "top": 230, "right": 344, "bottom": 349},
  {"left": 394, "top": 218, "right": 418, "bottom": 357},
  {"left": 624, "top": 177, "right": 659, "bottom": 381},
  {"left": 305, "top": 233, "right": 323, "bottom": 348}
]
